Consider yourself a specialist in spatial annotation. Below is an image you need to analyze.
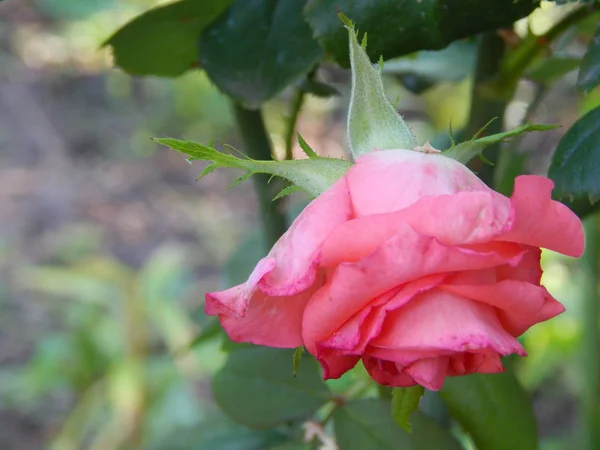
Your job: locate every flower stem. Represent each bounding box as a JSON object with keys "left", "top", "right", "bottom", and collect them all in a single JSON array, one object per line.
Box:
[
  {"left": 232, "top": 103, "right": 287, "bottom": 249},
  {"left": 284, "top": 88, "right": 306, "bottom": 161},
  {"left": 581, "top": 216, "right": 600, "bottom": 450},
  {"left": 462, "top": 31, "right": 508, "bottom": 187}
]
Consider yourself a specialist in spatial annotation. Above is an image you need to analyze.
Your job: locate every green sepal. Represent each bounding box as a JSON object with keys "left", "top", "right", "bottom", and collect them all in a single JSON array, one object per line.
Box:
[
  {"left": 391, "top": 385, "right": 425, "bottom": 432},
  {"left": 443, "top": 123, "right": 558, "bottom": 164},
  {"left": 154, "top": 138, "right": 352, "bottom": 198},
  {"left": 343, "top": 14, "right": 416, "bottom": 158}
]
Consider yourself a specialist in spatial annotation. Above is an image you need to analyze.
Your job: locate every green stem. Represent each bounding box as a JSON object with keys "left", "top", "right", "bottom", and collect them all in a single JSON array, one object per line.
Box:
[
  {"left": 463, "top": 31, "right": 508, "bottom": 187},
  {"left": 498, "top": 3, "right": 600, "bottom": 95},
  {"left": 284, "top": 89, "right": 306, "bottom": 161},
  {"left": 232, "top": 103, "right": 287, "bottom": 249},
  {"left": 581, "top": 216, "right": 600, "bottom": 450}
]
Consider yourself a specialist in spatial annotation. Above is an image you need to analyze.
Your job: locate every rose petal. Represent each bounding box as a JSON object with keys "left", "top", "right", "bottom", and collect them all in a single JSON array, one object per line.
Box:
[
  {"left": 405, "top": 357, "right": 450, "bottom": 391},
  {"left": 500, "top": 175, "right": 584, "bottom": 257},
  {"left": 317, "top": 275, "right": 446, "bottom": 354},
  {"left": 303, "top": 224, "right": 525, "bottom": 353},
  {"left": 371, "top": 289, "right": 526, "bottom": 357},
  {"left": 441, "top": 280, "right": 565, "bottom": 336},
  {"left": 347, "top": 150, "right": 488, "bottom": 216},
  {"left": 205, "top": 257, "right": 276, "bottom": 317},
  {"left": 210, "top": 282, "right": 321, "bottom": 348},
  {"left": 259, "top": 177, "right": 353, "bottom": 296},
  {"left": 363, "top": 357, "right": 417, "bottom": 387}
]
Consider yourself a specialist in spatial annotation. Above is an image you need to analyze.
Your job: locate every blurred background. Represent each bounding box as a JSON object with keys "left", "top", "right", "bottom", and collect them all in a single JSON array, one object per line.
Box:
[{"left": 0, "top": 1, "right": 598, "bottom": 449}]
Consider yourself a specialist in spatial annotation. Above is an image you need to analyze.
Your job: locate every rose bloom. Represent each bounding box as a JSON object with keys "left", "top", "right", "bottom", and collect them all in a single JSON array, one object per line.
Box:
[{"left": 206, "top": 149, "right": 584, "bottom": 391}]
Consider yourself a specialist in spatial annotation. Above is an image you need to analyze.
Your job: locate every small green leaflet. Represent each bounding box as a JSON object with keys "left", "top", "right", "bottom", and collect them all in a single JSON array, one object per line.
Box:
[
  {"left": 443, "top": 123, "right": 559, "bottom": 164},
  {"left": 292, "top": 346, "right": 305, "bottom": 377},
  {"left": 391, "top": 385, "right": 425, "bottom": 432},
  {"left": 154, "top": 138, "right": 351, "bottom": 198}
]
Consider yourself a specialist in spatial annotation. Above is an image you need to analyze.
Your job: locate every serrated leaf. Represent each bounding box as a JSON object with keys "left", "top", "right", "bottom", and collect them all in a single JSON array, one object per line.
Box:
[
  {"left": 104, "top": 0, "right": 232, "bottom": 76},
  {"left": 155, "top": 138, "right": 351, "bottom": 197},
  {"left": 199, "top": 0, "right": 323, "bottom": 108},
  {"left": 304, "top": 0, "right": 538, "bottom": 67},
  {"left": 440, "top": 372, "right": 538, "bottom": 450},
  {"left": 444, "top": 123, "right": 558, "bottom": 164},
  {"left": 344, "top": 17, "right": 416, "bottom": 157},
  {"left": 548, "top": 105, "right": 600, "bottom": 201},
  {"left": 273, "top": 185, "right": 304, "bottom": 201},
  {"left": 391, "top": 385, "right": 425, "bottom": 432},
  {"left": 333, "top": 399, "right": 462, "bottom": 450},
  {"left": 578, "top": 24, "right": 600, "bottom": 92},
  {"left": 212, "top": 347, "right": 330, "bottom": 428}
]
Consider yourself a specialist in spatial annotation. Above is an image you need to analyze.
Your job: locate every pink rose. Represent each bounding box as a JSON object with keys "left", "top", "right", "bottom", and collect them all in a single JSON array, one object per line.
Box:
[{"left": 206, "top": 149, "right": 584, "bottom": 391}]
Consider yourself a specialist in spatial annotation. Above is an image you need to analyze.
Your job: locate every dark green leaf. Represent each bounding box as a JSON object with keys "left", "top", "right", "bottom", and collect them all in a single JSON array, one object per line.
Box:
[
  {"left": 199, "top": 0, "right": 324, "bottom": 108},
  {"left": 384, "top": 39, "right": 477, "bottom": 84},
  {"left": 440, "top": 372, "right": 538, "bottom": 450},
  {"left": 526, "top": 57, "right": 581, "bottom": 83},
  {"left": 391, "top": 385, "right": 425, "bottom": 432},
  {"left": 304, "top": 0, "right": 539, "bottom": 67},
  {"left": 333, "top": 399, "right": 462, "bottom": 450},
  {"left": 149, "top": 416, "right": 290, "bottom": 450},
  {"left": 212, "top": 347, "right": 330, "bottom": 428},
  {"left": 548, "top": 105, "right": 600, "bottom": 202},
  {"left": 578, "top": 24, "right": 600, "bottom": 92},
  {"left": 104, "top": 0, "right": 232, "bottom": 76}
]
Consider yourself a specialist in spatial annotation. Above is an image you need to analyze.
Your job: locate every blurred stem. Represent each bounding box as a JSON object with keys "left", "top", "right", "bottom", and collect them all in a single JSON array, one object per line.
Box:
[
  {"left": 581, "top": 216, "right": 600, "bottom": 450},
  {"left": 493, "top": 83, "right": 548, "bottom": 195},
  {"left": 462, "top": 31, "right": 507, "bottom": 187},
  {"left": 232, "top": 103, "right": 287, "bottom": 249},
  {"left": 499, "top": 3, "right": 600, "bottom": 93},
  {"left": 284, "top": 88, "right": 306, "bottom": 160}
]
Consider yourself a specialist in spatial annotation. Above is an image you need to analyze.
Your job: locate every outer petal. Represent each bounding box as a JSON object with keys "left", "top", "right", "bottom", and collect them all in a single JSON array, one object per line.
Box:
[
  {"left": 500, "top": 175, "right": 584, "bottom": 257},
  {"left": 441, "top": 280, "right": 565, "bottom": 336},
  {"left": 259, "top": 176, "right": 353, "bottom": 296},
  {"left": 303, "top": 224, "right": 525, "bottom": 353},
  {"left": 321, "top": 190, "right": 512, "bottom": 267},
  {"left": 370, "top": 289, "right": 526, "bottom": 357},
  {"left": 346, "top": 149, "right": 488, "bottom": 216},
  {"left": 207, "top": 278, "right": 322, "bottom": 348}
]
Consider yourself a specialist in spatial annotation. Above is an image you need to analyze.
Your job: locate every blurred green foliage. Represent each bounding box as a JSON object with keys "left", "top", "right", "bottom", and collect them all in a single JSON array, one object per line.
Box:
[{"left": 2, "top": 0, "right": 600, "bottom": 449}]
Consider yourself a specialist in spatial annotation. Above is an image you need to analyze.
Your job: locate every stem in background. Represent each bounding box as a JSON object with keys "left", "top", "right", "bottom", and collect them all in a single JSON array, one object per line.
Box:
[
  {"left": 284, "top": 89, "right": 306, "bottom": 160},
  {"left": 463, "top": 31, "right": 508, "bottom": 187},
  {"left": 232, "top": 103, "right": 287, "bottom": 249},
  {"left": 581, "top": 216, "right": 600, "bottom": 450}
]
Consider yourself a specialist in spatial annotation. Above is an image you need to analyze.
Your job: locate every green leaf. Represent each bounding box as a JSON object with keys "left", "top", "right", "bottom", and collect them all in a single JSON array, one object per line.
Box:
[
  {"left": 344, "top": 17, "right": 416, "bottom": 157},
  {"left": 391, "top": 385, "right": 425, "bottom": 432},
  {"left": 304, "top": 0, "right": 539, "bottom": 67},
  {"left": 104, "top": 0, "right": 232, "bottom": 76},
  {"left": 578, "top": 24, "right": 600, "bottom": 93},
  {"left": 383, "top": 39, "right": 477, "bottom": 84},
  {"left": 199, "top": 0, "right": 323, "bottom": 108},
  {"left": 526, "top": 57, "right": 581, "bottom": 83},
  {"left": 333, "top": 399, "right": 462, "bottom": 450},
  {"left": 444, "top": 123, "right": 558, "bottom": 164},
  {"left": 548, "top": 105, "right": 600, "bottom": 202},
  {"left": 149, "top": 416, "right": 290, "bottom": 450},
  {"left": 440, "top": 372, "right": 538, "bottom": 450},
  {"left": 212, "top": 347, "right": 330, "bottom": 428},
  {"left": 154, "top": 138, "right": 351, "bottom": 197}
]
